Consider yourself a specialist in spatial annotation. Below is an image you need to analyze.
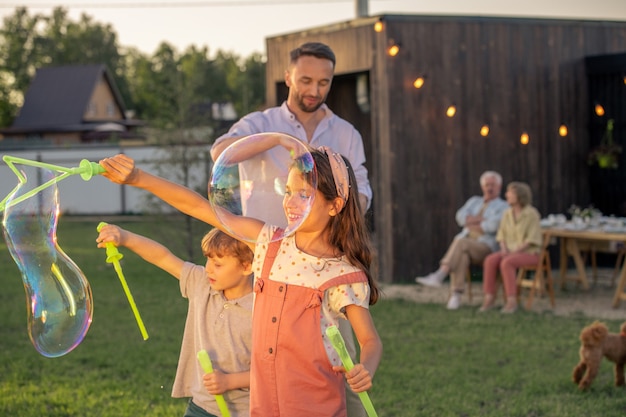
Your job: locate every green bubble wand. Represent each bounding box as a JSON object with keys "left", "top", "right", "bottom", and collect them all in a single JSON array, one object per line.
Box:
[
  {"left": 197, "top": 349, "right": 231, "bottom": 417},
  {"left": 0, "top": 155, "right": 105, "bottom": 213},
  {"left": 97, "top": 222, "right": 149, "bottom": 341},
  {"left": 326, "top": 325, "right": 379, "bottom": 417}
]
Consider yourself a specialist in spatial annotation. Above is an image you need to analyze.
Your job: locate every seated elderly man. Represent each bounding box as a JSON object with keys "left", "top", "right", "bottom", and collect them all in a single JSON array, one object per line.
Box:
[{"left": 416, "top": 171, "right": 508, "bottom": 310}]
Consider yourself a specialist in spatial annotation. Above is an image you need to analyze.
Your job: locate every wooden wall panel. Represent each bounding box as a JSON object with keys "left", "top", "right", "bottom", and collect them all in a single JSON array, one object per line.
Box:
[{"left": 381, "top": 17, "right": 626, "bottom": 281}]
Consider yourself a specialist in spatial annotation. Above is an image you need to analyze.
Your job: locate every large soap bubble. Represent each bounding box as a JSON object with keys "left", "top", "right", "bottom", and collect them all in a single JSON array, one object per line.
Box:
[
  {"left": 2, "top": 169, "right": 93, "bottom": 357},
  {"left": 209, "top": 132, "right": 316, "bottom": 243}
]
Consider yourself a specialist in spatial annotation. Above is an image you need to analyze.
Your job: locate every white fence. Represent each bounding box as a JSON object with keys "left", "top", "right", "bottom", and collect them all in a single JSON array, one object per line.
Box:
[{"left": 0, "top": 145, "right": 213, "bottom": 215}]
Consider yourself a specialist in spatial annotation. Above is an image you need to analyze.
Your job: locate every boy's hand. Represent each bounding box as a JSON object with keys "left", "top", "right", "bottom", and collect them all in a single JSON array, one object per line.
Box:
[
  {"left": 99, "top": 154, "right": 139, "bottom": 184},
  {"left": 202, "top": 370, "right": 230, "bottom": 395},
  {"left": 332, "top": 363, "right": 373, "bottom": 393},
  {"left": 96, "top": 224, "right": 126, "bottom": 248}
]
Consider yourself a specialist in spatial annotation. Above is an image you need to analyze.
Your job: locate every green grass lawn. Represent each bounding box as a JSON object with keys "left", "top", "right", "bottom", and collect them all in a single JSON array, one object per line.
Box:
[{"left": 1, "top": 218, "right": 625, "bottom": 416}]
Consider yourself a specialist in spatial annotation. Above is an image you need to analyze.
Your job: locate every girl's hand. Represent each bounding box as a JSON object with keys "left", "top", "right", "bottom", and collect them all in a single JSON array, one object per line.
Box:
[
  {"left": 332, "top": 363, "right": 373, "bottom": 393},
  {"left": 202, "top": 370, "right": 229, "bottom": 395},
  {"left": 99, "top": 154, "right": 139, "bottom": 185}
]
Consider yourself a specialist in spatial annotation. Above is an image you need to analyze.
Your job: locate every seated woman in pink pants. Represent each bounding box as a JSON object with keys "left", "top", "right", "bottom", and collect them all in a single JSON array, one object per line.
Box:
[{"left": 480, "top": 182, "right": 542, "bottom": 313}]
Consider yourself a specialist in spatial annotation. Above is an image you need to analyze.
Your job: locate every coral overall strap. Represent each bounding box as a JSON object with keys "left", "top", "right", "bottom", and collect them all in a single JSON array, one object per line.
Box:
[
  {"left": 260, "top": 229, "right": 284, "bottom": 280},
  {"left": 318, "top": 271, "right": 369, "bottom": 292}
]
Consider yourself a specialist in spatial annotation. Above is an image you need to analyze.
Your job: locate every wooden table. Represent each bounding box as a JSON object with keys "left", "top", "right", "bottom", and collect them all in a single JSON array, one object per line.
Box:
[{"left": 542, "top": 227, "right": 626, "bottom": 307}]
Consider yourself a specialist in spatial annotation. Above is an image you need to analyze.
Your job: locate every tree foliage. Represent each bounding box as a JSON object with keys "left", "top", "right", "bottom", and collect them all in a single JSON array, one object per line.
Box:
[{"left": 0, "top": 6, "right": 266, "bottom": 133}]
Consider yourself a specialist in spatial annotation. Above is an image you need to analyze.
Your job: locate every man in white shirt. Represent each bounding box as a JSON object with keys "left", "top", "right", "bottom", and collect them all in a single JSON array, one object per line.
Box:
[{"left": 211, "top": 42, "right": 372, "bottom": 216}]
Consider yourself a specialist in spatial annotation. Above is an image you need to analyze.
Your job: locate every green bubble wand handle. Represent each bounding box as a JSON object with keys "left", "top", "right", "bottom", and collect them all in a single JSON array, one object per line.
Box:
[
  {"left": 0, "top": 155, "right": 105, "bottom": 212},
  {"left": 326, "top": 325, "right": 378, "bottom": 417},
  {"left": 197, "top": 349, "right": 231, "bottom": 417},
  {"left": 96, "top": 222, "right": 149, "bottom": 341}
]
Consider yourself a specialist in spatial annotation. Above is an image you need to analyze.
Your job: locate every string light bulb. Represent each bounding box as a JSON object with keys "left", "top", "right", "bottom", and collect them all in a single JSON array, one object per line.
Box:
[
  {"left": 559, "top": 124, "right": 568, "bottom": 137},
  {"left": 595, "top": 103, "right": 605, "bottom": 116},
  {"left": 387, "top": 44, "right": 400, "bottom": 57},
  {"left": 446, "top": 105, "right": 457, "bottom": 117},
  {"left": 520, "top": 132, "right": 529, "bottom": 145},
  {"left": 413, "top": 76, "right": 425, "bottom": 89},
  {"left": 480, "top": 125, "right": 490, "bottom": 137},
  {"left": 374, "top": 21, "right": 384, "bottom": 32}
]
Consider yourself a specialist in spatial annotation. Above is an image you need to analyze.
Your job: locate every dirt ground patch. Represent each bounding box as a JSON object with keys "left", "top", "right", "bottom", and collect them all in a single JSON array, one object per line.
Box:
[{"left": 380, "top": 268, "right": 626, "bottom": 321}]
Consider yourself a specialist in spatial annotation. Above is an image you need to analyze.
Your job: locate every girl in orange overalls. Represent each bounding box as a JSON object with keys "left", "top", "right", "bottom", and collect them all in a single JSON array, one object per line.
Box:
[{"left": 100, "top": 145, "right": 383, "bottom": 417}]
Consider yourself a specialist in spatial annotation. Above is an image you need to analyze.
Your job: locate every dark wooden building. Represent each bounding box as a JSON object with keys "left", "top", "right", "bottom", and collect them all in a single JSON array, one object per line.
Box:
[{"left": 265, "top": 14, "right": 626, "bottom": 283}]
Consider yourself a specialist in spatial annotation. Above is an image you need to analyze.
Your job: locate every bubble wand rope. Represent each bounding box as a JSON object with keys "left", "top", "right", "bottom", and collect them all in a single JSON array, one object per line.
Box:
[
  {"left": 326, "top": 325, "right": 378, "bottom": 417},
  {"left": 96, "top": 222, "right": 149, "bottom": 341},
  {"left": 197, "top": 349, "right": 231, "bottom": 417},
  {"left": 0, "top": 155, "right": 104, "bottom": 212}
]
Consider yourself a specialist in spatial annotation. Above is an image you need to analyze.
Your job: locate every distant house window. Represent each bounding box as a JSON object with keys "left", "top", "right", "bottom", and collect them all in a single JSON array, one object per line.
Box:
[
  {"left": 87, "top": 102, "right": 97, "bottom": 116},
  {"left": 106, "top": 102, "right": 115, "bottom": 117}
]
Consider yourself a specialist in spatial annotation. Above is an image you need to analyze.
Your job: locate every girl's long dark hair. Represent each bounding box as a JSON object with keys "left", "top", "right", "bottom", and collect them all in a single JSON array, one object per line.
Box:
[{"left": 300, "top": 148, "right": 379, "bottom": 305}]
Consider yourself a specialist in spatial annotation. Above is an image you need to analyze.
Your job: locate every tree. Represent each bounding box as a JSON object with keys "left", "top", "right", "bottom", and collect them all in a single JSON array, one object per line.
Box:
[
  {"left": 128, "top": 42, "right": 182, "bottom": 128},
  {"left": 0, "top": 79, "right": 17, "bottom": 127},
  {"left": 0, "top": 6, "right": 132, "bottom": 125},
  {"left": 0, "top": 7, "right": 47, "bottom": 124},
  {"left": 241, "top": 52, "right": 267, "bottom": 114}
]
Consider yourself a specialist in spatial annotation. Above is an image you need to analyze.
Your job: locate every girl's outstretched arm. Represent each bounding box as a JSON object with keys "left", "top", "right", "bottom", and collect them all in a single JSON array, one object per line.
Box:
[
  {"left": 99, "top": 154, "right": 262, "bottom": 246},
  {"left": 338, "top": 305, "right": 383, "bottom": 393}
]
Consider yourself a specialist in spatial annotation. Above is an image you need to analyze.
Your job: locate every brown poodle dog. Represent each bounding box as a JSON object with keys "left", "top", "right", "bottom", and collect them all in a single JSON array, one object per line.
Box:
[{"left": 572, "top": 321, "right": 626, "bottom": 390}]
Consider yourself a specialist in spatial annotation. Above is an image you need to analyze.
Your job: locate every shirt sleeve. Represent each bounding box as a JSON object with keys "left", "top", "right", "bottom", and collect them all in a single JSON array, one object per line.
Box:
[
  {"left": 212, "top": 111, "right": 265, "bottom": 148},
  {"left": 345, "top": 130, "right": 372, "bottom": 209},
  {"left": 481, "top": 200, "right": 507, "bottom": 234},
  {"left": 179, "top": 262, "right": 206, "bottom": 299},
  {"left": 455, "top": 197, "right": 478, "bottom": 227},
  {"left": 326, "top": 282, "right": 370, "bottom": 319},
  {"left": 496, "top": 210, "right": 509, "bottom": 242},
  {"left": 523, "top": 208, "right": 543, "bottom": 248}
]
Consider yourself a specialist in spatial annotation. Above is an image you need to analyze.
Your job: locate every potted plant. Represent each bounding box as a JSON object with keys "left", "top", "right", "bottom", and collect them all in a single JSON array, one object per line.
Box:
[
  {"left": 568, "top": 204, "right": 601, "bottom": 223},
  {"left": 588, "top": 119, "right": 622, "bottom": 169}
]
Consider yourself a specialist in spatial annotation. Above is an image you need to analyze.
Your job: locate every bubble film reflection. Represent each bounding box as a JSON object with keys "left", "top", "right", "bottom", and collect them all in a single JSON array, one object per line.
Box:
[
  {"left": 2, "top": 170, "right": 93, "bottom": 357},
  {"left": 208, "top": 132, "right": 316, "bottom": 243}
]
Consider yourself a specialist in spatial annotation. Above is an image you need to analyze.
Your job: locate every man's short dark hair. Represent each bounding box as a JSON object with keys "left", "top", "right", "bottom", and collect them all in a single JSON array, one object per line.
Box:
[{"left": 289, "top": 42, "right": 336, "bottom": 67}]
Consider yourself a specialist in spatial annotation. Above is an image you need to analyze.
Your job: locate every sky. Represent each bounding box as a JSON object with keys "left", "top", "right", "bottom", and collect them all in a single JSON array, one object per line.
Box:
[{"left": 1, "top": 0, "right": 626, "bottom": 57}]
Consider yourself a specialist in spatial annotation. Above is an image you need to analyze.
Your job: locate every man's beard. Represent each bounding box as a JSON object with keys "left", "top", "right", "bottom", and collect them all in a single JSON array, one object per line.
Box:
[{"left": 297, "top": 94, "right": 325, "bottom": 113}]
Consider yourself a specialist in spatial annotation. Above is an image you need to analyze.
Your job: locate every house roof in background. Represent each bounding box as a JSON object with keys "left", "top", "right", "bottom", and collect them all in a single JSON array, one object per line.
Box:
[{"left": 11, "top": 64, "right": 127, "bottom": 129}]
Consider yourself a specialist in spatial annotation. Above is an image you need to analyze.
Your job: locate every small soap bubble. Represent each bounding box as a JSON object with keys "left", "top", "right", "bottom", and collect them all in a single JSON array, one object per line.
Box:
[
  {"left": 208, "top": 132, "right": 316, "bottom": 243},
  {"left": 2, "top": 169, "right": 93, "bottom": 357}
]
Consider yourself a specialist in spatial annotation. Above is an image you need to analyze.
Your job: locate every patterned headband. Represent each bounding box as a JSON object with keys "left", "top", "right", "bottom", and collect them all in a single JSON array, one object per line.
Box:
[{"left": 319, "top": 146, "right": 350, "bottom": 204}]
